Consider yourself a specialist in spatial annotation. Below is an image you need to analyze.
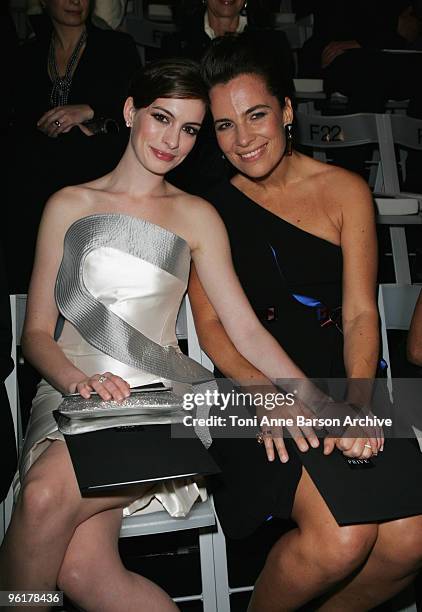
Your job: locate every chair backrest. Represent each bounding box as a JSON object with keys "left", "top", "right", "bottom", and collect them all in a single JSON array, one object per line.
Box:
[
  {"left": 123, "top": 15, "right": 178, "bottom": 63},
  {"left": 390, "top": 115, "right": 422, "bottom": 151},
  {"left": 185, "top": 297, "right": 214, "bottom": 370},
  {"left": 296, "top": 111, "right": 379, "bottom": 148},
  {"left": 296, "top": 111, "right": 401, "bottom": 194}
]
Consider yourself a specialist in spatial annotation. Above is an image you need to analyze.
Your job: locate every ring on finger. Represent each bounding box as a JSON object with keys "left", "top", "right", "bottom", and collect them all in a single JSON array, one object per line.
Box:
[
  {"left": 98, "top": 375, "right": 108, "bottom": 383},
  {"left": 54, "top": 120, "right": 61, "bottom": 127},
  {"left": 364, "top": 443, "right": 372, "bottom": 449}
]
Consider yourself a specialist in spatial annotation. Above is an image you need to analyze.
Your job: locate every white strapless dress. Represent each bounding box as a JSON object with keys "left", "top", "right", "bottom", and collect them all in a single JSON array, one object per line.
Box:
[{"left": 18, "top": 213, "right": 214, "bottom": 517}]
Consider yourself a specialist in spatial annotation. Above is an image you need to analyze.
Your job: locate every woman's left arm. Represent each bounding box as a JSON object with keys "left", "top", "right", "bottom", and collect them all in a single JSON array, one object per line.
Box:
[
  {"left": 339, "top": 173, "right": 379, "bottom": 386},
  {"left": 332, "top": 172, "right": 384, "bottom": 455}
]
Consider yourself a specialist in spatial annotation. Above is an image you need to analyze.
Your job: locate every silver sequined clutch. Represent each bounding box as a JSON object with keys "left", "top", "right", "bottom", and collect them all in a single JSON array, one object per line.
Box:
[
  {"left": 58, "top": 387, "right": 184, "bottom": 419},
  {"left": 55, "top": 387, "right": 187, "bottom": 435}
]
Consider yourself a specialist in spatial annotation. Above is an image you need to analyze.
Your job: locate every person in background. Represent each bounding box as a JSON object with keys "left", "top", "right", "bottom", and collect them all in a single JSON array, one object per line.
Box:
[
  {"left": 27, "top": 0, "right": 128, "bottom": 31},
  {"left": 5, "top": 0, "right": 140, "bottom": 294},
  {"left": 408, "top": 289, "right": 422, "bottom": 367},
  {"left": 164, "top": 0, "right": 294, "bottom": 196},
  {"left": 299, "top": 0, "right": 422, "bottom": 113},
  {"left": 299, "top": 0, "right": 422, "bottom": 191}
]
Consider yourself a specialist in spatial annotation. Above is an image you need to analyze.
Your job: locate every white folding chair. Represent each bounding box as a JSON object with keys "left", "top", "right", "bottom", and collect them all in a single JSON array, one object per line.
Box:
[
  {"left": 296, "top": 111, "right": 404, "bottom": 192},
  {"left": 378, "top": 283, "right": 422, "bottom": 395},
  {"left": 389, "top": 114, "right": 422, "bottom": 191},
  {"left": 297, "top": 112, "right": 422, "bottom": 284},
  {"left": 186, "top": 297, "right": 253, "bottom": 611}
]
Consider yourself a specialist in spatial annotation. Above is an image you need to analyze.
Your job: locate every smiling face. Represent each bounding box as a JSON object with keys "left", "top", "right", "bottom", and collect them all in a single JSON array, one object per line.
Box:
[
  {"left": 210, "top": 73, "right": 293, "bottom": 179},
  {"left": 43, "top": 0, "right": 90, "bottom": 27},
  {"left": 124, "top": 97, "right": 206, "bottom": 175},
  {"left": 207, "top": 0, "right": 245, "bottom": 20}
]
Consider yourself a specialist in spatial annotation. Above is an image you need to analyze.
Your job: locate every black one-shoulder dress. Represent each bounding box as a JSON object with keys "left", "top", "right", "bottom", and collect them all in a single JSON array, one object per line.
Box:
[{"left": 206, "top": 181, "right": 422, "bottom": 539}]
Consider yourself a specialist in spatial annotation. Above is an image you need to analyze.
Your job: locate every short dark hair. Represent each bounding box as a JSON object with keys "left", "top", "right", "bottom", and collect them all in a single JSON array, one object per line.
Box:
[
  {"left": 201, "top": 34, "right": 294, "bottom": 109},
  {"left": 128, "top": 59, "right": 208, "bottom": 109}
]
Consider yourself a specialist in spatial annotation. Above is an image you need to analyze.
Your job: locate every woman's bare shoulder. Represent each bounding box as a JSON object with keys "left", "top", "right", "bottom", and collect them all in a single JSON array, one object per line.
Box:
[
  {"left": 312, "top": 159, "right": 370, "bottom": 195},
  {"left": 41, "top": 185, "right": 101, "bottom": 233},
  {"left": 300, "top": 156, "right": 373, "bottom": 210},
  {"left": 169, "top": 184, "right": 220, "bottom": 218}
]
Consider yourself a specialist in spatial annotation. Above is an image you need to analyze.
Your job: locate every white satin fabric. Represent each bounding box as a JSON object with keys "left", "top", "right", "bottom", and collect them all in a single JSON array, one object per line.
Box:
[
  {"left": 18, "top": 246, "right": 207, "bottom": 518},
  {"left": 58, "top": 247, "right": 185, "bottom": 387}
]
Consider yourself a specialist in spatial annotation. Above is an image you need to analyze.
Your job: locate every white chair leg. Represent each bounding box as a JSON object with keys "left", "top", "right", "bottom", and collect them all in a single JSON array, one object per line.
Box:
[
  {"left": 199, "top": 529, "right": 218, "bottom": 612},
  {"left": 211, "top": 511, "right": 231, "bottom": 612}
]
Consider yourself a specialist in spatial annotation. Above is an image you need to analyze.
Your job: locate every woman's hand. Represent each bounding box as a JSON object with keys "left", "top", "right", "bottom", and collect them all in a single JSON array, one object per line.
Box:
[
  {"left": 323, "top": 414, "right": 384, "bottom": 459},
  {"left": 337, "top": 417, "right": 384, "bottom": 458},
  {"left": 71, "top": 372, "right": 131, "bottom": 401},
  {"left": 37, "top": 104, "right": 94, "bottom": 138},
  {"left": 321, "top": 40, "right": 361, "bottom": 69},
  {"left": 254, "top": 390, "right": 320, "bottom": 463}
]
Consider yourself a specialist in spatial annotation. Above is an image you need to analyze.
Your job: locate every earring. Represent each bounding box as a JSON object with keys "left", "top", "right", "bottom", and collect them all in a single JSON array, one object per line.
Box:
[
  {"left": 241, "top": 0, "right": 248, "bottom": 15},
  {"left": 126, "top": 120, "right": 131, "bottom": 128},
  {"left": 285, "top": 123, "right": 293, "bottom": 156}
]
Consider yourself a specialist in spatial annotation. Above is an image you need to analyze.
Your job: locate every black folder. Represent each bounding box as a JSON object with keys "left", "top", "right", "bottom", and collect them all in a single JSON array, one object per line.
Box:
[{"left": 64, "top": 424, "right": 220, "bottom": 493}]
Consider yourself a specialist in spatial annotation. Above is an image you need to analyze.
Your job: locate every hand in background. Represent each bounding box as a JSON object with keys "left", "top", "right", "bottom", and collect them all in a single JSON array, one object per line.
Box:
[
  {"left": 321, "top": 40, "right": 361, "bottom": 69},
  {"left": 37, "top": 104, "right": 94, "bottom": 138}
]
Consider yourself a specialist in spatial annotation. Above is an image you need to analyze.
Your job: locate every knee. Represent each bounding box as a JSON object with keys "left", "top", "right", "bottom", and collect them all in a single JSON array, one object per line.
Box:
[
  {"left": 314, "top": 524, "right": 378, "bottom": 581},
  {"left": 379, "top": 519, "right": 422, "bottom": 573},
  {"left": 57, "top": 558, "right": 92, "bottom": 604},
  {"left": 18, "top": 476, "right": 74, "bottom": 531}
]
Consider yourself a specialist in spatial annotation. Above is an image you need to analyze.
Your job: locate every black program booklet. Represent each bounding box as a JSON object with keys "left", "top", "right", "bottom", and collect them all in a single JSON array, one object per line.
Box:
[{"left": 64, "top": 423, "right": 220, "bottom": 493}]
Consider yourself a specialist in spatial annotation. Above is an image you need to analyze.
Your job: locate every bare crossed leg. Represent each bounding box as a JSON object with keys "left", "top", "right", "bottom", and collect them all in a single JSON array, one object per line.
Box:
[
  {"left": 0, "top": 440, "right": 178, "bottom": 612},
  {"left": 248, "top": 468, "right": 422, "bottom": 612},
  {"left": 247, "top": 468, "right": 378, "bottom": 612},
  {"left": 317, "top": 514, "right": 422, "bottom": 611}
]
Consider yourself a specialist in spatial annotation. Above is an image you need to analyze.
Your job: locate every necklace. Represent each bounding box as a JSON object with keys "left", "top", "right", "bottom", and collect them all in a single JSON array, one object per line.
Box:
[{"left": 48, "top": 28, "right": 87, "bottom": 108}]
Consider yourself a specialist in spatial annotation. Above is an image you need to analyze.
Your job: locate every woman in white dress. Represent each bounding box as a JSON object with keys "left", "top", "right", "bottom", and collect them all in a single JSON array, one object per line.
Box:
[{"left": 0, "top": 59, "right": 329, "bottom": 611}]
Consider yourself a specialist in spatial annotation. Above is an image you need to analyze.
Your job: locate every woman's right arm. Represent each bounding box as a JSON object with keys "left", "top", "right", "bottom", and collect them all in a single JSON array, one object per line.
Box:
[
  {"left": 189, "top": 264, "right": 269, "bottom": 382},
  {"left": 22, "top": 190, "right": 86, "bottom": 394},
  {"left": 22, "top": 190, "right": 129, "bottom": 400}
]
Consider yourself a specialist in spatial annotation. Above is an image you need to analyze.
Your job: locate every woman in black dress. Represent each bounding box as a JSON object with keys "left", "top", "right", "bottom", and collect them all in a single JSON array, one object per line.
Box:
[{"left": 189, "top": 34, "right": 422, "bottom": 611}]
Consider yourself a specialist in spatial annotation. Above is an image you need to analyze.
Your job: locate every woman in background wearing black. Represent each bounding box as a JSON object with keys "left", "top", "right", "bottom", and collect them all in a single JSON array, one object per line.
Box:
[{"left": 6, "top": 0, "right": 140, "bottom": 294}]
